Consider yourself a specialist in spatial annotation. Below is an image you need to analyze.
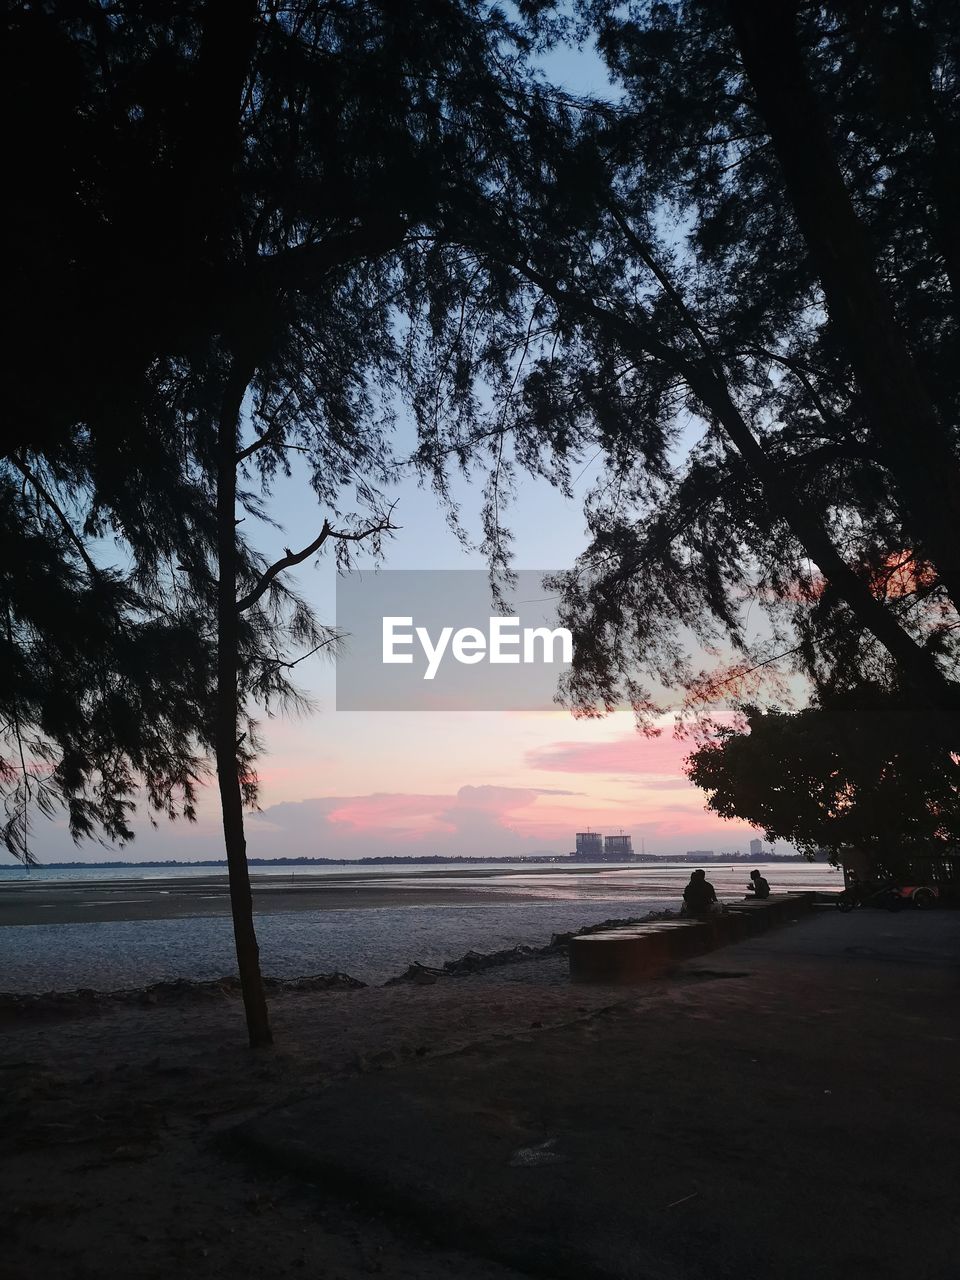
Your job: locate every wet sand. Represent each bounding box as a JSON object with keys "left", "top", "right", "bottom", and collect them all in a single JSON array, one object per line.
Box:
[
  {"left": 0, "top": 872, "right": 557, "bottom": 926},
  {"left": 0, "top": 863, "right": 840, "bottom": 927}
]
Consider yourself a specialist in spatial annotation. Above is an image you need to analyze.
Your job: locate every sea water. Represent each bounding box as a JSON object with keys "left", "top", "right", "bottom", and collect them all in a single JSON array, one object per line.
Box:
[{"left": 0, "top": 861, "right": 841, "bottom": 993}]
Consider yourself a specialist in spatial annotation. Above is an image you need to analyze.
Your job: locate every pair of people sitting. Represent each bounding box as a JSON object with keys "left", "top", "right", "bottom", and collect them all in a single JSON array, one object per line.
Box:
[{"left": 682, "top": 867, "right": 771, "bottom": 917}]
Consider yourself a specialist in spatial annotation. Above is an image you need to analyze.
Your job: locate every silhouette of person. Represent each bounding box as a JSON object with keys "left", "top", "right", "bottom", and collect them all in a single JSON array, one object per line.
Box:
[
  {"left": 747, "top": 869, "right": 770, "bottom": 900},
  {"left": 683, "top": 868, "right": 718, "bottom": 917}
]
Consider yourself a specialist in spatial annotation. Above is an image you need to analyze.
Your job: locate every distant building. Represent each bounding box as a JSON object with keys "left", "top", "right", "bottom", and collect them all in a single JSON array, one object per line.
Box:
[
  {"left": 749, "top": 838, "right": 763, "bottom": 857},
  {"left": 685, "top": 850, "right": 715, "bottom": 860},
  {"left": 575, "top": 831, "right": 604, "bottom": 860},
  {"left": 603, "top": 833, "right": 634, "bottom": 860}
]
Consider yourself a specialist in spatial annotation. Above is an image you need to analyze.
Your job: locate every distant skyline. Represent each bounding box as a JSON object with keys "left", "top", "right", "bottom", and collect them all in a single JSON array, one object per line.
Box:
[{"left": 8, "top": 697, "right": 770, "bottom": 864}]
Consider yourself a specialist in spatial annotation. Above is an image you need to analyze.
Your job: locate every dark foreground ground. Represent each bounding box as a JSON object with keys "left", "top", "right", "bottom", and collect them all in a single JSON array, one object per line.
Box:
[{"left": 2, "top": 908, "right": 957, "bottom": 1280}]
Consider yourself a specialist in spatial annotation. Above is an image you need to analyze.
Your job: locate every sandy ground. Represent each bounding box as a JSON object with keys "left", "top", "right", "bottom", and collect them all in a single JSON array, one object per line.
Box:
[
  {"left": 234, "top": 911, "right": 959, "bottom": 1280},
  {"left": 2, "top": 910, "right": 956, "bottom": 1279},
  {"left": 0, "top": 953, "right": 611, "bottom": 1280}
]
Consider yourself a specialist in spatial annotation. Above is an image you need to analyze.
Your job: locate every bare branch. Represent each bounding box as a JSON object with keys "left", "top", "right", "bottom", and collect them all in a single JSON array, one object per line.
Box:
[
  {"left": 236, "top": 504, "right": 398, "bottom": 613},
  {"left": 236, "top": 422, "right": 282, "bottom": 465},
  {"left": 236, "top": 521, "right": 332, "bottom": 613},
  {"left": 236, "top": 386, "right": 298, "bottom": 462},
  {"left": 257, "top": 634, "right": 341, "bottom": 672}
]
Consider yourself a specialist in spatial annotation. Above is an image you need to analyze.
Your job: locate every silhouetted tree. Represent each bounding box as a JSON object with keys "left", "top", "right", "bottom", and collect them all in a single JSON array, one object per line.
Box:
[
  {"left": 428, "top": 1, "right": 960, "bottom": 727},
  {"left": 9, "top": 0, "right": 960, "bottom": 1042},
  {"left": 685, "top": 689, "right": 960, "bottom": 860},
  {"left": 3, "top": 0, "right": 564, "bottom": 1045},
  {"left": 0, "top": 471, "right": 211, "bottom": 860}
]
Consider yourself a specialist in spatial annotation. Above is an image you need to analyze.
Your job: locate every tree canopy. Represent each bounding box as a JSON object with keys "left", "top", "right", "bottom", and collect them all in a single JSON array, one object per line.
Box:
[
  {"left": 685, "top": 690, "right": 960, "bottom": 859},
  {"left": 5, "top": 0, "right": 960, "bottom": 869},
  {"left": 1, "top": 0, "right": 559, "bottom": 861},
  {"left": 424, "top": 0, "right": 960, "bottom": 726}
]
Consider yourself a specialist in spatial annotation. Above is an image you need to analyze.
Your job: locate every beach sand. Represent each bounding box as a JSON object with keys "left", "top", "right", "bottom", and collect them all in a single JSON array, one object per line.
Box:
[
  {"left": 1, "top": 953, "right": 597, "bottom": 1280},
  {"left": 0, "top": 865, "right": 650, "bottom": 926},
  {"left": 2, "top": 908, "right": 957, "bottom": 1279},
  {"left": 0, "top": 863, "right": 840, "bottom": 927},
  {"left": 0, "top": 871, "right": 557, "bottom": 926}
]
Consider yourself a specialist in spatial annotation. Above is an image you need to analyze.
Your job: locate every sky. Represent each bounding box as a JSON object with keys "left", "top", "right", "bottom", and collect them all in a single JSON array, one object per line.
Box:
[
  {"left": 20, "top": 436, "right": 767, "bottom": 865},
  {"left": 7, "top": 36, "right": 771, "bottom": 867}
]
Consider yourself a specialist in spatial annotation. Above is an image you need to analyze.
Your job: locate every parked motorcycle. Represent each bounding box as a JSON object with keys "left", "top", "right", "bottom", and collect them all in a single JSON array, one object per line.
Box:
[{"left": 837, "top": 880, "right": 904, "bottom": 913}]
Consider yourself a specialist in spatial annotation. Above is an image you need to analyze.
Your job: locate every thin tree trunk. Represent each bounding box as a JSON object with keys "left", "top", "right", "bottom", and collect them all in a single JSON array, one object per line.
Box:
[
  {"left": 727, "top": 0, "right": 960, "bottom": 617},
  {"left": 216, "top": 360, "right": 272, "bottom": 1048}
]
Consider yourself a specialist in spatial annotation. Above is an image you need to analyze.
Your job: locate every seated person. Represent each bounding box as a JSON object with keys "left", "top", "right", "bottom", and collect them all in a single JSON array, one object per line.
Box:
[
  {"left": 682, "top": 868, "right": 718, "bottom": 916},
  {"left": 747, "top": 869, "right": 770, "bottom": 900}
]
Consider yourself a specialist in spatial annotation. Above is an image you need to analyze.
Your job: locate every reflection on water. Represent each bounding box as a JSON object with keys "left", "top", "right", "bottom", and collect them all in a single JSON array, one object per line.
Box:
[
  {"left": 0, "top": 859, "right": 843, "bottom": 896},
  {"left": 357, "top": 863, "right": 843, "bottom": 900}
]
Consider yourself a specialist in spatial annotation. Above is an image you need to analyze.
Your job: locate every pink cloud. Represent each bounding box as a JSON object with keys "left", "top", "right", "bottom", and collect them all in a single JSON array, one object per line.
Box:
[
  {"left": 322, "top": 785, "right": 578, "bottom": 836},
  {"left": 526, "top": 734, "right": 693, "bottom": 777},
  {"left": 252, "top": 785, "right": 583, "bottom": 857},
  {"left": 326, "top": 793, "right": 454, "bottom": 833},
  {"left": 247, "top": 776, "right": 742, "bottom": 859}
]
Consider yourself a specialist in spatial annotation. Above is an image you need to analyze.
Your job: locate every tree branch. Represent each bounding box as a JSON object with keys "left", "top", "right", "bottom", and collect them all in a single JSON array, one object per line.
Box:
[
  {"left": 607, "top": 200, "right": 724, "bottom": 375},
  {"left": 236, "top": 522, "right": 332, "bottom": 613},
  {"left": 10, "top": 455, "right": 99, "bottom": 579},
  {"left": 257, "top": 634, "right": 340, "bottom": 673},
  {"left": 236, "top": 506, "right": 398, "bottom": 614},
  {"left": 485, "top": 251, "right": 956, "bottom": 706},
  {"left": 256, "top": 215, "right": 409, "bottom": 290},
  {"left": 745, "top": 344, "right": 854, "bottom": 434},
  {"left": 236, "top": 385, "right": 299, "bottom": 462}
]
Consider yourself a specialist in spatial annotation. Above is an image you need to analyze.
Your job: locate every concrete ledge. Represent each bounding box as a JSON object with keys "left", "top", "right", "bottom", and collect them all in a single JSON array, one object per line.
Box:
[{"left": 569, "top": 894, "right": 813, "bottom": 983}]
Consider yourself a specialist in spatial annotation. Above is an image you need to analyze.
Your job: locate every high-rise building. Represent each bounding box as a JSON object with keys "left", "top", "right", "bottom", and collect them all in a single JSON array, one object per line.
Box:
[
  {"left": 749, "top": 838, "right": 763, "bottom": 857},
  {"left": 603, "top": 833, "right": 633, "bottom": 860},
  {"left": 575, "top": 831, "right": 604, "bottom": 860}
]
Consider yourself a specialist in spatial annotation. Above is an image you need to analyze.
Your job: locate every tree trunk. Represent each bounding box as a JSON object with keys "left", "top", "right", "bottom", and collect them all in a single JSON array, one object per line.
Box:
[
  {"left": 727, "top": 0, "right": 960, "bottom": 617},
  {"left": 216, "top": 361, "right": 272, "bottom": 1048}
]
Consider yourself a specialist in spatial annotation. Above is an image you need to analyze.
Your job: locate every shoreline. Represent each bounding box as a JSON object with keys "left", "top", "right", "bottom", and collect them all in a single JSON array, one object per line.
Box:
[
  {"left": 0, "top": 863, "right": 841, "bottom": 927},
  {"left": 0, "top": 875, "right": 569, "bottom": 926},
  {"left": 0, "top": 912, "right": 671, "bottom": 1012}
]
